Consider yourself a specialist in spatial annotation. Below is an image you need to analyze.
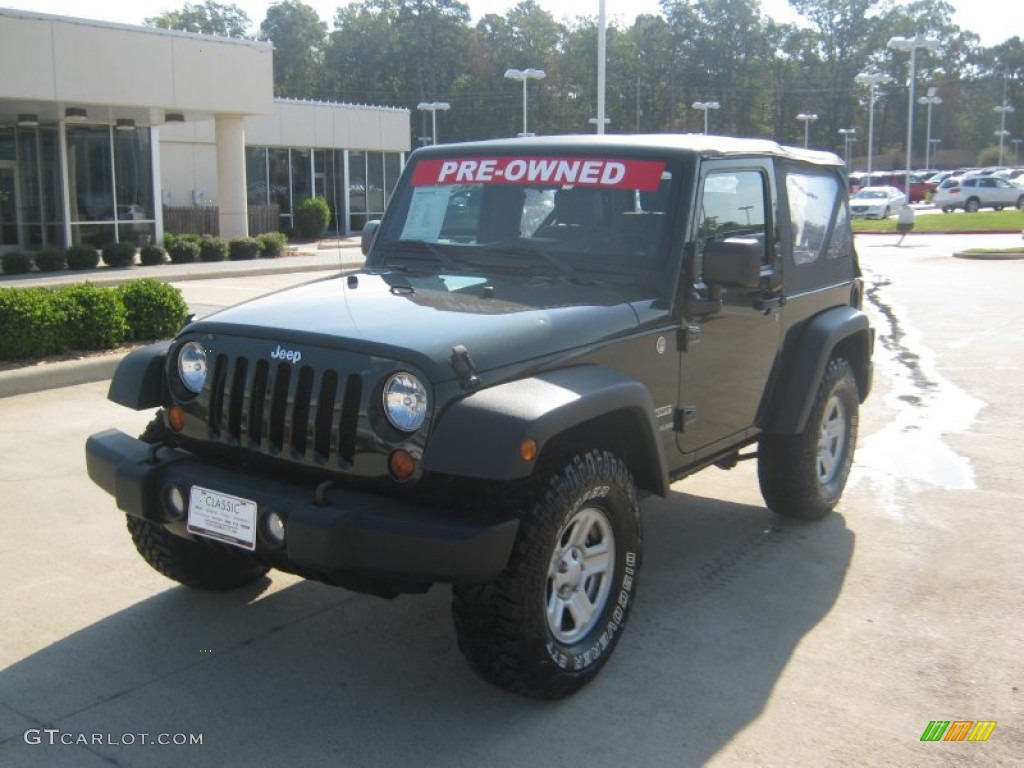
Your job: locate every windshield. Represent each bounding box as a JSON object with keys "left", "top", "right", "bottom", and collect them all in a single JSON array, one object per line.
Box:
[{"left": 374, "top": 154, "right": 678, "bottom": 277}]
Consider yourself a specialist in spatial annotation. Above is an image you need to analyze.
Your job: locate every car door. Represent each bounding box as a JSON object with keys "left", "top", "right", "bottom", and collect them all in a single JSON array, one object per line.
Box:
[{"left": 677, "top": 161, "right": 781, "bottom": 457}]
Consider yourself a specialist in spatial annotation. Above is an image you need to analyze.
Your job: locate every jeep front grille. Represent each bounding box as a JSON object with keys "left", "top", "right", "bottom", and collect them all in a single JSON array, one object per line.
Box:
[{"left": 206, "top": 354, "right": 363, "bottom": 466}]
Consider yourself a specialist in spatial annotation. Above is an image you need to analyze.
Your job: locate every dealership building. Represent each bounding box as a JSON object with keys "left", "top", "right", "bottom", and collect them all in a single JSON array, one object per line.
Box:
[{"left": 0, "top": 8, "right": 411, "bottom": 253}]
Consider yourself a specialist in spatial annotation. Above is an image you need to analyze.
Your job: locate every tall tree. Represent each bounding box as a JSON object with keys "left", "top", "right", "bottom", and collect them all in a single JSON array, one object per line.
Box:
[
  {"left": 260, "top": 1, "right": 329, "bottom": 98},
  {"left": 144, "top": 0, "right": 251, "bottom": 37}
]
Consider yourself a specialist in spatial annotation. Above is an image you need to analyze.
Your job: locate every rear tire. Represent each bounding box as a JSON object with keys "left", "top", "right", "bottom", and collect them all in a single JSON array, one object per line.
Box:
[
  {"left": 758, "top": 358, "right": 859, "bottom": 520},
  {"left": 452, "top": 450, "right": 641, "bottom": 699}
]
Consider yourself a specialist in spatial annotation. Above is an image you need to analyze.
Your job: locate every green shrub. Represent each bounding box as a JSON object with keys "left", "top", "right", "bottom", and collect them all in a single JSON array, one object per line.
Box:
[
  {"left": 1, "top": 251, "right": 33, "bottom": 275},
  {"left": 162, "top": 232, "right": 179, "bottom": 250},
  {"left": 257, "top": 231, "right": 288, "bottom": 258},
  {"left": 118, "top": 279, "right": 189, "bottom": 341},
  {"left": 0, "top": 288, "right": 63, "bottom": 360},
  {"left": 199, "top": 235, "right": 228, "bottom": 262},
  {"left": 54, "top": 283, "right": 127, "bottom": 350},
  {"left": 294, "top": 197, "right": 331, "bottom": 239},
  {"left": 101, "top": 241, "right": 137, "bottom": 268},
  {"left": 139, "top": 244, "right": 168, "bottom": 266},
  {"left": 67, "top": 244, "right": 100, "bottom": 270},
  {"left": 167, "top": 239, "right": 200, "bottom": 264},
  {"left": 33, "top": 248, "right": 66, "bottom": 272},
  {"left": 228, "top": 236, "right": 261, "bottom": 261}
]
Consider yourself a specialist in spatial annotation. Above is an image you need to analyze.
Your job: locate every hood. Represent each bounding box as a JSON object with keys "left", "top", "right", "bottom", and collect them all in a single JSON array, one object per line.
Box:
[{"left": 187, "top": 270, "right": 644, "bottom": 381}]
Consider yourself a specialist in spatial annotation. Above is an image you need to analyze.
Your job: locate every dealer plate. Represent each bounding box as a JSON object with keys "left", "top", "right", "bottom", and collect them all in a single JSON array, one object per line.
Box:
[{"left": 187, "top": 486, "right": 257, "bottom": 551}]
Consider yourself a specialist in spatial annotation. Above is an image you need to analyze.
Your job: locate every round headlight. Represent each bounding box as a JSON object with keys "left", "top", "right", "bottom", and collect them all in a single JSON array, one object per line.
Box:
[
  {"left": 178, "top": 341, "right": 208, "bottom": 394},
  {"left": 383, "top": 372, "right": 428, "bottom": 432}
]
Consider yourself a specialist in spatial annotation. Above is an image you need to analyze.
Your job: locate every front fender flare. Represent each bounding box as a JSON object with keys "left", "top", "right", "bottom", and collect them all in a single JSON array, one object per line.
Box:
[
  {"left": 422, "top": 366, "right": 669, "bottom": 496},
  {"left": 107, "top": 340, "right": 171, "bottom": 410}
]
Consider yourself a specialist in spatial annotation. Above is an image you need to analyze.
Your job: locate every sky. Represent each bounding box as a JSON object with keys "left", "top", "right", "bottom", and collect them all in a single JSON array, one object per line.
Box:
[{"left": 0, "top": 0, "right": 1013, "bottom": 47}]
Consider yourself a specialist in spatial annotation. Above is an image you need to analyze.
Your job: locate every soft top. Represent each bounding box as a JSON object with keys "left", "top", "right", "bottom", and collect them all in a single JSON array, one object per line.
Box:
[{"left": 412, "top": 133, "right": 844, "bottom": 168}]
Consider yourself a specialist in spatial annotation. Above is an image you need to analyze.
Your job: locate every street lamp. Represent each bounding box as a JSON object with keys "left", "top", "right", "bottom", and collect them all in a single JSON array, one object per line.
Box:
[
  {"left": 855, "top": 72, "right": 893, "bottom": 179},
  {"left": 504, "top": 68, "right": 546, "bottom": 137},
  {"left": 838, "top": 128, "right": 856, "bottom": 166},
  {"left": 416, "top": 101, "right": 450, "bottom": 145},
  {"left": 796, "top": 112, "right": 818, "bottom": 148},
  {"left": 994, "top": 103, "right": 1015, "bottom": 165},
  {"left": 918, "top": 88, "right": 942, "bottom": 170},
  {"left": 691, "top": 101, "right": 720, "bottom": 134},
  {"left": 888, "top": 34, "right": 940, "bottom": 199}
]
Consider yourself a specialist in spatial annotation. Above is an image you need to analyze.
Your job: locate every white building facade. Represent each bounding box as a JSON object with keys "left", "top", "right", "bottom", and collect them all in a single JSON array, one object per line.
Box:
[{"left": 0, "top": 8, "right": 410, "bottom": 253}]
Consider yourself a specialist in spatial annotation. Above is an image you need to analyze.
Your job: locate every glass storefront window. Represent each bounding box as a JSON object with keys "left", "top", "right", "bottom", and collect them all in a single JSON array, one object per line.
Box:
[
  {"left": 348, "top": 150, "right": 366, "bottom": 231},
  {"left": 385, "top": 153, "right": 401, "bottom": 198},
  {"left": 114, "top": 126, "right": 153, "bottom": 220},
  {"left": 367, "top": 151, "right": 385, "bottom": 215},
  {"left": 291, "top": 148, "right": 311, "bottom": 203},
  {"left": 246, "top": 147, "right": 268, "bottom": 205},
  {"left": 67, "top": 125, "right": 114, "bottom": 222},
  {"left": 268, "top": 148, "right": 291, "bottom": 227},
  {"left": 0, "top": 127, "right": 14, "bottom": 161}
]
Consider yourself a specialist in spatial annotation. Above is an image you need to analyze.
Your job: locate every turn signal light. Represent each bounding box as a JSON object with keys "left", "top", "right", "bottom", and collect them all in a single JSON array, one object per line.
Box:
[
  {"left": 520, "top": 438, "right": 538, "bottom": 462},
  {"left": 388, "top": 449, "right": 416, "bottom": 481},
  {"left": 167, "top": 405, "right": 185, "bottom": 432}
]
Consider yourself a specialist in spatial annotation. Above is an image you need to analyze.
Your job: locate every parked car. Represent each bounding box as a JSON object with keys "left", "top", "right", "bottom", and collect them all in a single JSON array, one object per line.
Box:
[
  {"left": 867, "top": 171, "right": 931, "bottom": 202},
  {"left": 932, "top": 175, "right": 1024, "bottom": 212},
  {"left": 849, "top": 185, "right": 907, "bottom": 219}
]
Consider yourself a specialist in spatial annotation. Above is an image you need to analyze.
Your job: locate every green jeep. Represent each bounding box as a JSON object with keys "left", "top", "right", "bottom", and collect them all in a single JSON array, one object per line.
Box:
[{"left": 87, "top": 135, "right": 872, "bottom": 699}]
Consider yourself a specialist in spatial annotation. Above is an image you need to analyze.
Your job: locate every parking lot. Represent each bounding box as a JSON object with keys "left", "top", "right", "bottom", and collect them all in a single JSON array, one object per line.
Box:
[{"left": 0, "top": 234, "right": 1021, "bottom": 766}]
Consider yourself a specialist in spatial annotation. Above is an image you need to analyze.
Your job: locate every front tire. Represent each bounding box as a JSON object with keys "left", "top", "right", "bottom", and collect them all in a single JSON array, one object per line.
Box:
[
  {"left": 452, "top": 450, "right": 642, "bottom": 699},
  {"left": 758, "top": 358, "right": 859, "bottom": 520},
  {"left": 965, "top": 197, "right": 981, "bottom": 213},
  {"left": 127, "top": 411, "right": 269, "bottom": 590}
]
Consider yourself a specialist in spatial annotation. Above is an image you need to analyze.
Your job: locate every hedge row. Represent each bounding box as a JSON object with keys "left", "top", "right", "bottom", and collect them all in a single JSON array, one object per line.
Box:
[
  {"left": 0, "top": 279, "right": 189, "bottom": 361},
  {"left": 1, "top": 232, "right": 290, "bottom": 276}
]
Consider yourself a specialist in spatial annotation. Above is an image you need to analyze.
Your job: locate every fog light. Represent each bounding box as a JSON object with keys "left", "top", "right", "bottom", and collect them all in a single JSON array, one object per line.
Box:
[
  {"left": 165, "top": 485, "right": 185, "bottom": 520},
  {"left": 388, "top": 449, "right": 417, "bottom": 481},
  {"left": 263, "top": 511, "right": 285, "bottom": 545}
]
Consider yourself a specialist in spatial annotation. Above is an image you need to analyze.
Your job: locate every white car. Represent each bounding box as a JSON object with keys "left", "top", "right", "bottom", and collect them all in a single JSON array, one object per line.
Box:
[
  {"left": 932, "top": 176, "right": 1024, "bottom": 212},
  {"left": 849, "top": 185, "right": 907, "bottom": 219}
]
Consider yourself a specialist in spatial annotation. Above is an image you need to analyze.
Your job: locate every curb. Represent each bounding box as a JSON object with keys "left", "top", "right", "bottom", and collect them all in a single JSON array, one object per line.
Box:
[{"left": 0, "top": 354, "right": 122, "bottom": 399}]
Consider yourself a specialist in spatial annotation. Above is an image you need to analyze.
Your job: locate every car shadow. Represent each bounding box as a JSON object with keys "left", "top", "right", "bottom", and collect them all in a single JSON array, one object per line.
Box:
[{"left": 0, "top": 489, "right": 853, "bottom": 767}]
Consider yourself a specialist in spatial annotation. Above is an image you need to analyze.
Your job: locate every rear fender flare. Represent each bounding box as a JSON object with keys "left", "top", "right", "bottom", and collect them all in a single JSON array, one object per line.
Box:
[{"left": 759, "top": 306, "right": 873, "bottom": 434}]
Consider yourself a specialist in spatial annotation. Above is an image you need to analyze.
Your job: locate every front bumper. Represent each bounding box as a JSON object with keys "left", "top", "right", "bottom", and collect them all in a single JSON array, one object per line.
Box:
[{"left": 86, "top": 429, "right": 518, "bottom": 588}]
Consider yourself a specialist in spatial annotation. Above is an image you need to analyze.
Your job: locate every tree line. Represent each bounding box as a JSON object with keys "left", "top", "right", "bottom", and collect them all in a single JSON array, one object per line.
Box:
[{"left": 146, "top": 0, "right": 1024, "bottom": 168}]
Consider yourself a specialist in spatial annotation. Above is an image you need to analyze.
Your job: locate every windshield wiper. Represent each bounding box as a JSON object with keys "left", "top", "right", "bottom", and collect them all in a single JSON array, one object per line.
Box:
[
  {"left": 476, "top": 245, "right": 585, "bottom": 283},
  {"left": 380, "top": 239, "right": 454, "bottom": 269}
]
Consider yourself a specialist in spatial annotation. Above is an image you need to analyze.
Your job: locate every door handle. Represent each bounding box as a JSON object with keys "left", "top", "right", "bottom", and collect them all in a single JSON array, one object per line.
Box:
[{"left": 753, "top": 294, "right": 786, "bottom": 311}]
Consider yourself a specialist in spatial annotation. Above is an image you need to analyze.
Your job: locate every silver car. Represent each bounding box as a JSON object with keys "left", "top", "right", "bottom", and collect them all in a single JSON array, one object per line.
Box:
[
  {"left": 849, "top": 185, "right": 907, "bottom": 219},
  {"left": 932, "top": 176, "right": 1024, "bottom": 212}
]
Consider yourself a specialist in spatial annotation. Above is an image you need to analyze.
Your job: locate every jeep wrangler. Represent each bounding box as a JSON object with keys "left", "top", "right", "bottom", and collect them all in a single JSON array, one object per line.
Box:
[{"left": 86, "top": 135, "right": 872, "bottom": 699}]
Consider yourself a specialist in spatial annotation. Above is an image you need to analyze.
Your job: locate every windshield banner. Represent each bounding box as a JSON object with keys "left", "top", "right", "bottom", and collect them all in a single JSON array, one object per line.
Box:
[{"left": 411, "top": 157, "right": 666, "bottom": 191}]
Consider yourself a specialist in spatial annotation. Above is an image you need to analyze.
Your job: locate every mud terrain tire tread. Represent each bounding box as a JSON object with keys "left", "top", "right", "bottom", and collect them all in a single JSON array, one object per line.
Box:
[
  {"left": 452, "top": 449, "right": 641, "bottom": 699},
  {"left": 758, "top": 357, "right": 859, "bottom": 520}
]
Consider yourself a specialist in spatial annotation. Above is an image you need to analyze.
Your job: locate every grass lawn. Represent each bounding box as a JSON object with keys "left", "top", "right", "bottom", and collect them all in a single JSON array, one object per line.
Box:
[{"left": 852, "top": 209, "right": 1024, "bottom": 233}]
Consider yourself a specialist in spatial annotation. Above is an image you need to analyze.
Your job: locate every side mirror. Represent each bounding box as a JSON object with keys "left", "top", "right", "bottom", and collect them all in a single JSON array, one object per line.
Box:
[
  {"left": 361, "top": 220, "right": 381, "bottom": 256},
  {"left": 703, "top": 237, "right": 762, "bottom": 289}
]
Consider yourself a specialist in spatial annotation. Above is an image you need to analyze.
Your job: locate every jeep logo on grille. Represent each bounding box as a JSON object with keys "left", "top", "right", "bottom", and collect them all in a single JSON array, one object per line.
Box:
[{"left": 270, "top": 344, "right": 302, "bottom": 363}]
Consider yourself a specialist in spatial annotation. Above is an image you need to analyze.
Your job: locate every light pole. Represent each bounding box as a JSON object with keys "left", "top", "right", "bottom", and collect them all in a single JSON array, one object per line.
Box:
[
  {"left": 796, "top": 112, "right": 818, "bottom": 148},
  {"left": 416, "top": 101, "right": 450, "bottom": 145},
  {"left": 994, "top": 103, "right": 1015, "bottom": 165},
  {"left": 918, "top": 88, "right": 942, "bottom": 169},
  {"left": 888, "top": 34, "right": 940, "bottom": 199},
  {"left": 504, "top": 68, "right": 546, "bottom": 137},
  {"left": 692, "top": 101, "right": 720, "bottom": 134},
  {"left": 838, "top": 128, "right": 856, "bottom": 166},
  {"left": 855, "top": 72, "right": 893, "bottom": 179}
]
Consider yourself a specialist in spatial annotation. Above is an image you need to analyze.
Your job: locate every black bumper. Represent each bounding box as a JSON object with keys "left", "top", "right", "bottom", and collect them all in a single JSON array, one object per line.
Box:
[{"left": 85, "top": 429, "right": 518, "bottom": 586}]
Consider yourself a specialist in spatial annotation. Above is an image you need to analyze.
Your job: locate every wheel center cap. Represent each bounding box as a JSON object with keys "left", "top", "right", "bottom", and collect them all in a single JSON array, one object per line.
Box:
[{"left": 553, "top": 547, "right": 584, "bottom": 594}]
